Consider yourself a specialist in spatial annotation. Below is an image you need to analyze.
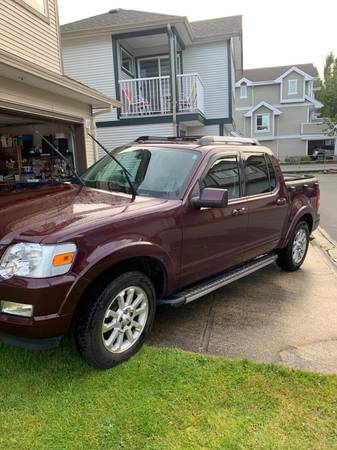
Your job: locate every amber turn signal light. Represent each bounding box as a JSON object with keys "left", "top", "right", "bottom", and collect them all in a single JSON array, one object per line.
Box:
[{"left": 53, "top": 252, "right": 75, "bottom": 267}]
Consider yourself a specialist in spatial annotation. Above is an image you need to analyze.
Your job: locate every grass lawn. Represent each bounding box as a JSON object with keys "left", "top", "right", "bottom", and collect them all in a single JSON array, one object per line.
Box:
[{"left": 0, "top": 342, "right": 337, "bottom": 450}]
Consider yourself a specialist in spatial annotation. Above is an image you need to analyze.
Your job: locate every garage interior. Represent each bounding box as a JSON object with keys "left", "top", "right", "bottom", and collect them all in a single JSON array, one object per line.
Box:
[{"left": 0, "top": 109, "right": 87, "bottom": 192}]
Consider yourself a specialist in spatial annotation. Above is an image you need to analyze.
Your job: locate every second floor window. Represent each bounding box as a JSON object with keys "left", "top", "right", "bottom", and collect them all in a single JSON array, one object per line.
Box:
[
  {"left": 255, "top": 113, "right": 270, "bottom": 132},
  {"left": 288, "top": 79, "right": 298, "bottom": 95},
  {"left": 121, "top": 47, "right": 135, "bottom": 76},
  {"left": 240, "top": 84, "right": 248, "bottom": 98},
  {"left": 22, "top": 0, "right": 47, "bottom": 15}
]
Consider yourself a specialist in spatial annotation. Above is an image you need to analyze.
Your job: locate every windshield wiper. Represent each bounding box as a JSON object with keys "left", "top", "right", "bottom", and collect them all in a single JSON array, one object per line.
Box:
[
  {"left": 35, "top": 131, "right": 85, "bottom": 186},
  {"left": 88, "top": 133, "right": 136, "bottom": 200}
]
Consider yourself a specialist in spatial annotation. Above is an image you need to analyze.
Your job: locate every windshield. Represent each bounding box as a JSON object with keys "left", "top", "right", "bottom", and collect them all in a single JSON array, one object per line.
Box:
[{"left": 80, "top": 146, "right": 201, "bottom": 199}]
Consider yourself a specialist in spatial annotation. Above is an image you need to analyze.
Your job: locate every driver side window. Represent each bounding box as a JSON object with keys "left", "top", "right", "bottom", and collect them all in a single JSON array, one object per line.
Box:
[{"left": 201, "top": 155, "right": 241, "bottom": 200}]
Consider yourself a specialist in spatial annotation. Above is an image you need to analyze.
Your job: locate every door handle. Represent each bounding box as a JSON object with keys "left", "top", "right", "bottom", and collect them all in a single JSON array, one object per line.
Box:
[{"left": 276, "top": 198, "right": 286, "bottom": 206}]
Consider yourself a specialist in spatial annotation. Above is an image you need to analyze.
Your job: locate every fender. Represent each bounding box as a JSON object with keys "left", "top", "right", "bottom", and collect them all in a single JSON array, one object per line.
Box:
[
  {"left": 280, "top": 204, "right": 314, "bottom": 248},
  {"left": 59, "top": 241, "right": 176, "bottom": 316}
]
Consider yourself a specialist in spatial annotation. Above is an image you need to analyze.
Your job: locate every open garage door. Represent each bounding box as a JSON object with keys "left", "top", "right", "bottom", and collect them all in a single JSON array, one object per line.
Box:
[{"left": 0, "top": 108, "right": 87, "bottom": 192}]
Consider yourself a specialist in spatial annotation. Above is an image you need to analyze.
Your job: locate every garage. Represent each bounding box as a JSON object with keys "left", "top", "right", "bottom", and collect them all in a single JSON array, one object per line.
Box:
[
  {"left": 0, "top": 108, "right": 89, "bottom": 192},
  {"left": 1, "top": 50, "right": 120, "bottom": 193}
]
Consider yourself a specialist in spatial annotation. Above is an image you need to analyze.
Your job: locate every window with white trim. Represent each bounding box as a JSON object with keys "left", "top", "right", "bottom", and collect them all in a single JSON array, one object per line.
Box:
[
  {"left": 288, "top": 79, "right": 298, "bottom": 95},
  {"left": 120, "top": 47, "right": 135, "bottom": 76},
  {"left": 22, "top": 0, "right": 47, "bottom": 15},
  {"left": 255, "top": 113, "right": 270, "bottom": 132},
  {"left": 240, "top": 84, "right": 248, "bottom": 98}
]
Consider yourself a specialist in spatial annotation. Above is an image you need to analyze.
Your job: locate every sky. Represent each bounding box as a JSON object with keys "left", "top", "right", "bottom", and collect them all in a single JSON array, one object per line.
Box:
[{"left": 58, "top": 0, "right": 337, "bottom": 76}]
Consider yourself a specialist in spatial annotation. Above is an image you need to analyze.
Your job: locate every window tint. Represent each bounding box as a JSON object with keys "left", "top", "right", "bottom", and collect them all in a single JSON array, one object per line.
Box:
[
  {"left": 202, "top": 156, "right": 240, "bottom": 199},
  {"left": 266, "top": 155, "right": 276, "bottom": 191},
  {"left": 244, "top": 155, "right": 270, "bottom": 195}
]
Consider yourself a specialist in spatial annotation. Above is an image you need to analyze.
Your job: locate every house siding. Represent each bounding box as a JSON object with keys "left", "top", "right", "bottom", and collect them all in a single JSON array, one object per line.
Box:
[
  {"left": 281, "top": 72, "right": 305, "bottom": 102},
  {"left": 0, "top": 0, "right": 61, "bottom": 73},
  {"left": 96, "top": 123, "right": 176, "bottom": 157},
  {"left": 182, "top": 41, "right": 229, "bottom": 119},
  {"left": 62, "top": 36, "right": 117, "bottom": 122}
]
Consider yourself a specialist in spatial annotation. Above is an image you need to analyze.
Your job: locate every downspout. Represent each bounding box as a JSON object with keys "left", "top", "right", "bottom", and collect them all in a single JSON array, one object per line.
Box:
[{"left": 167, "top": 24, "right": 177, "bottom": 124}]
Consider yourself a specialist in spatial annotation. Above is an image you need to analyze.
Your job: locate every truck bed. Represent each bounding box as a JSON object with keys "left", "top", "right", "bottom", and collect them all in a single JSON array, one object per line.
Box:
[{"left": 283, "top": 173, "right": 318, "bottom": 189}]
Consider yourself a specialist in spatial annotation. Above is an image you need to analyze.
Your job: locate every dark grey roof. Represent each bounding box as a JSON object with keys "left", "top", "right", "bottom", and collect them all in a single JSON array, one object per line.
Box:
[
  {"left": 61, "top": 9, "right": 183, "bottom": 33},
  {"left": 61, "top": 9, "right": 242, "bottom": 41},
  {"left": 239, "top": 64, "right": 319, "bottom": 81},
  {"left": 190, "top": 15, "right": 242, "bottom": 39}
]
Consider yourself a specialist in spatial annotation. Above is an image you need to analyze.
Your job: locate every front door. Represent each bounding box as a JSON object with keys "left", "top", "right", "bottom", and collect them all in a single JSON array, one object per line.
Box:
[
  {"left": 241, "top": 152, "right": 289, "bottom": 261},
  {"left": 180, "top": 152, "right": 250, "bottom": 287}
]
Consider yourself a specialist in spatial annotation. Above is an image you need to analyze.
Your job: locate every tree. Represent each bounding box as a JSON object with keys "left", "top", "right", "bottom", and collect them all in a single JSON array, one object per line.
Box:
[{"left": 317, "top": 52, "right": 337, "bottom": 120}]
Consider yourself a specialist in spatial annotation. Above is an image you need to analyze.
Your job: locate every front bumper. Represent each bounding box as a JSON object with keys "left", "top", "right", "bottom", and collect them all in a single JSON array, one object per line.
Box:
[{"left": 0, "top": 274, "right": 75, "bottom": 340}]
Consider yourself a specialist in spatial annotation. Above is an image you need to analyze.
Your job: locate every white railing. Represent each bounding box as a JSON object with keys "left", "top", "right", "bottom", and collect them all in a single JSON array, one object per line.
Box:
[
  {"left": 119, "top": 73, "right": 205, "bottom": 118},
  {"left": 177, "top": 73, "right": 205, "bottom": 115},
  {"left": 119, "top": 76, "right": 171, "bottom": 117}
]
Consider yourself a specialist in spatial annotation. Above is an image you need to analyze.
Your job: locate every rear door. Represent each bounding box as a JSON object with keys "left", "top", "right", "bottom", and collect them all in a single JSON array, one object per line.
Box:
[
  {"left": 241, "top": 152, "right": 288, "bottom": 260},
  {"left": 180, "top": 151, "right": 250, "bottom": 287}
]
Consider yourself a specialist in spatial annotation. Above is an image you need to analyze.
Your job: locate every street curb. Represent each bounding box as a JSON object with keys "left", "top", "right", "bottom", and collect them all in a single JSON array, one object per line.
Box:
[{"left": 313, "top": 227, "right": 337, "bottom": 265}]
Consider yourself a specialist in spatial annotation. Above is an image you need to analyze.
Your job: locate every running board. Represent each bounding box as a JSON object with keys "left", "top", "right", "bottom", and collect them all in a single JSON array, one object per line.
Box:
[{"left": 158, "top": 253, "right": 278, "bottom": 307}]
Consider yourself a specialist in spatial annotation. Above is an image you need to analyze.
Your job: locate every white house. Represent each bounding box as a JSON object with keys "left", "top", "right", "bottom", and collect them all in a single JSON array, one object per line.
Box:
[{"left": 60, "top": 8, "right": 242, "bottom": 157}]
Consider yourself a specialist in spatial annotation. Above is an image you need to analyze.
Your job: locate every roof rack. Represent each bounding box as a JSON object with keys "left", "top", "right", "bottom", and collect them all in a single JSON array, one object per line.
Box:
[
  {"left": 135, "top": 136, "right": 201, "bottom": 143},
  {"left": 197, "top": 136, "right": 259, "bottom": 146},
  {"left": 134, "top": 135, "right": 259, "bottom": 146}
]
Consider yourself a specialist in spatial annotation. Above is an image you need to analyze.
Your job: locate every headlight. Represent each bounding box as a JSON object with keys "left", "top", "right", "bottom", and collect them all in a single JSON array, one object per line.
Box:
[{"left": 0, "top": 243, "right": 77, "bottom": 280}]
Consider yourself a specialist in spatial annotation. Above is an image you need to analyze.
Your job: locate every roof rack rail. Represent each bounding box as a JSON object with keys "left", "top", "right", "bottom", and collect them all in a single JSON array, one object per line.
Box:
[
  {"left": 135, "top": 136, "right": 201, "bottom": 143},
  {"left": 197, "top": 136, "right": 259, "bottom": 146},
  {"left": 134, "top": 136, "right": 259, "bottom": 146}
]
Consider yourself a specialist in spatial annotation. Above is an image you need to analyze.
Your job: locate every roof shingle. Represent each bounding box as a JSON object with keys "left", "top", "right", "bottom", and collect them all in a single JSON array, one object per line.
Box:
[
  {"left": 190, "top": 15, "right": 242, "bottom": 39},
  {"left": 239, "top": 64, "right": 319, "bottom": 81}
]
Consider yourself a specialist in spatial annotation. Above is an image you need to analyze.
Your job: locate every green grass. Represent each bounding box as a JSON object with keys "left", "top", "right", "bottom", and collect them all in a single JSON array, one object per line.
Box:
[{"left": 0, "top": 342, "right": 337, "bottom": 450}]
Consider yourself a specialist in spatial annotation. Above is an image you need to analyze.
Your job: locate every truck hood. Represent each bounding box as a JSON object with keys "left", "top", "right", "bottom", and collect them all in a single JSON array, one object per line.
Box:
[{"left": 0, "top": 184, "right": 171, "bottom": 245}]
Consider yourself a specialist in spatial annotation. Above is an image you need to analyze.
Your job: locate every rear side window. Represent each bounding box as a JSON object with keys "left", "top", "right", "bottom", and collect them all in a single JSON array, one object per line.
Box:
[
  {"left": 266, "top": 155, "right": 276, "bottom": 191},
  {"left": 244, "top": 154, "right": 270, "bottom": 195},
  {"left": 202, "top": 155, "right": 240, "bottom": 199}
]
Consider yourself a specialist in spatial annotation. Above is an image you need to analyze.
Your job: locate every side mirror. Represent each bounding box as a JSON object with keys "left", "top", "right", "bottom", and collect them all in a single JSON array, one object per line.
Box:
[{"left": 191, "top": 187, "right": 229, "bottom": 209}]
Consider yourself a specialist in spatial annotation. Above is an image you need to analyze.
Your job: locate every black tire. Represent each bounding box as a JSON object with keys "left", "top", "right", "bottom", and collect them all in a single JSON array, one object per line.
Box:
[
  {"left": 277, "top": 221, "right": 309, "bottom": 272},
  {"left": 72, "top": 271, "right": 156, "bottom": 369}
]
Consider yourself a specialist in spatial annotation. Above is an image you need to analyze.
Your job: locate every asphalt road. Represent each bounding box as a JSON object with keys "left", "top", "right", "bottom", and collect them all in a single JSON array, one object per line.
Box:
[{"left": 314, "top": 173, "right": 337, "bottom": 243}]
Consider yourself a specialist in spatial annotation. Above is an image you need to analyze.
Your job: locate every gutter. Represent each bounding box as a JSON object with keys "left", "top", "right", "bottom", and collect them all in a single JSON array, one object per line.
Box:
[{"left": 167, "top": 24, "right": 177, "bottom": 124}]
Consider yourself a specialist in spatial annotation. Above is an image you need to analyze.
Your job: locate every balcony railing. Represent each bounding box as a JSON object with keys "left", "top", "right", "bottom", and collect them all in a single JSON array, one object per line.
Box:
[
  {"left": 301, "top": 122, "right": 327, "bottom": 136},
  {"left": 119, "top": 73, "right": 205, "bottom": 118}
]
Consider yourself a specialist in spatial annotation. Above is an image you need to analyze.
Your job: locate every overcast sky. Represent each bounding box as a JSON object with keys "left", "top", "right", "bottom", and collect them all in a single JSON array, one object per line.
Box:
[{"left": 58, "top": 0, "right": 337, "bottom": 76}]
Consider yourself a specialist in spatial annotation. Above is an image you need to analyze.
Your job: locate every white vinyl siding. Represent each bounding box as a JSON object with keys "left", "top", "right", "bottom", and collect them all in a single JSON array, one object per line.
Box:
[
  {"left": 182, "top": 41, "right": 229, "bottom": 119},
  {"left": 187, "top": 124, "right": 219, "bottom": 136},
  {"left": 62, "top": 36, "right": 117, "bottom": 122},
  {"left": 0, "top": 0, "right": 61, "bottom": 73},
  {"left": 96, "top": 123, "right": 176, "bottom": 158}
]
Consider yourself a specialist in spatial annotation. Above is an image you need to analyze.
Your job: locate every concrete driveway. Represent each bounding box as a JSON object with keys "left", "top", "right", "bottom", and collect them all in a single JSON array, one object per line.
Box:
[{"left": 149, "top": 240, "right": 337, "bottom": 373}]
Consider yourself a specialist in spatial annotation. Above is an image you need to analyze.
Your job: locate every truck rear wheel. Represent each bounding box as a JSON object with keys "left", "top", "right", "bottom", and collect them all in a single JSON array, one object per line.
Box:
[
  {"left": 277, "top": 221, "right": 309, "bottom": 272},
  {"left": 72, "top": 271, "right": 156, "bottom": 369}
]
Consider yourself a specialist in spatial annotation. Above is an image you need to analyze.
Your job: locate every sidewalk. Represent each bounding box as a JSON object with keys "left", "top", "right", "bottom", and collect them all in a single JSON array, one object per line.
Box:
[{"left": 149, "top": 238, "right": 337, "bottom": 374}]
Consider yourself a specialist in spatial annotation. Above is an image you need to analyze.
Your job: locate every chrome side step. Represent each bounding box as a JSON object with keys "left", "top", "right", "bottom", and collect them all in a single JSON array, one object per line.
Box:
[{"left": 158, "top": 253, "right": 278, "bottom": 307}]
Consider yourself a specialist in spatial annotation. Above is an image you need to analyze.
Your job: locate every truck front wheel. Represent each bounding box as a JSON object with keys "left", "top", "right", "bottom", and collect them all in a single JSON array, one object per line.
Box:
[
  {"left": 277, "top": 221, "right": 309, "bottom": 272},
  {"left": 72, "top": 271, "right": 156, "bottom": 369}
]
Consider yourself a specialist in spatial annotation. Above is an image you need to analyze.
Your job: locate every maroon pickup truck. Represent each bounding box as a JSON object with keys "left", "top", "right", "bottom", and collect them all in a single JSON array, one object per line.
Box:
[{"left": 0, "top": 136, "right": 320, "bottom": 369}]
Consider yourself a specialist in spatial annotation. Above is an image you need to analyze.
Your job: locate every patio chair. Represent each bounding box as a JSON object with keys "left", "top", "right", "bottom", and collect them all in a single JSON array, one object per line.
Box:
[
  {"left": 122, "top": 88, "right": 151, "bottom": 115},
  {"left": 179, "top": 83, "right": 197, "bottom": 112}
]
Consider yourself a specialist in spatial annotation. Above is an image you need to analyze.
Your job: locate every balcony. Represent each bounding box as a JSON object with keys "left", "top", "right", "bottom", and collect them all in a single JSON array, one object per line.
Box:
[
  {"left": 119, "top": 73, "right": 205, "bottom": 118},
  {"left": 301, "top": 121, "right": 327, "bottom": 136}
]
